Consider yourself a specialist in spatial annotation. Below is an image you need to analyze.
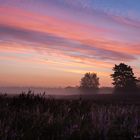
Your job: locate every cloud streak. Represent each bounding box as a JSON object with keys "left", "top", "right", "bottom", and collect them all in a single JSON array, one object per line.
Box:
[{"left": 0, "top": 24, "right": 136, "bottom": 62}]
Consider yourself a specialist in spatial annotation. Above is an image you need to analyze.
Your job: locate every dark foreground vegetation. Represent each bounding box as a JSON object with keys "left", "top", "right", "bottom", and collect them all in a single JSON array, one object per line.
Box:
[{"left": 0, "top": 91, "right": 140, "bottom": 140}]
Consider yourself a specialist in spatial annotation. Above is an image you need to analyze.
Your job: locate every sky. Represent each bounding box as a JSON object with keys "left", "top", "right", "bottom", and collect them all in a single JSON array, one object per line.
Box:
[{"left": 0, "top": 0, "right": 140, "bottom": 87}]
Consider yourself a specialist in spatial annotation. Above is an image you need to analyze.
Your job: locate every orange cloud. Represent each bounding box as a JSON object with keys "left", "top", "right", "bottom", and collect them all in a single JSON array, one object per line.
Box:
[
  {"left": 82, "top": 39, "right": 140, "bottom": 55},
  {"left": 0, "top": 6, "right": 113, "bottom": 41}
]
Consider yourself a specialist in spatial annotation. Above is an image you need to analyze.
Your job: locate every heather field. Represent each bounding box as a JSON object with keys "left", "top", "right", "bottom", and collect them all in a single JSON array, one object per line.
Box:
[{"left": 0, "top": 91, "right": 140, "bottom": 140}]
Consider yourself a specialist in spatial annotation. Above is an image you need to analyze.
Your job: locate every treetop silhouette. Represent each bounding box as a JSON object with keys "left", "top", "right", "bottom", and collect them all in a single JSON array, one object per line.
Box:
[
  {"left": 80, "top": 72, "right": 99, "bottom": 89},
  {"left": 111, "top": 63, "right": 138, "bottom": 92}
]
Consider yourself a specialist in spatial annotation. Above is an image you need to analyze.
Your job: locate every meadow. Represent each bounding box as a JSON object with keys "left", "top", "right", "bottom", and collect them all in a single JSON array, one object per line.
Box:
[{"left": 0, "top": 91, "right": 140, "bottom": 140}]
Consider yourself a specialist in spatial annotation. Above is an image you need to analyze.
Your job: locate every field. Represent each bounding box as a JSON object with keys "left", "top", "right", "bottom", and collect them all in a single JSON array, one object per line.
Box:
[{"left": 0, "top": 91, "right": 140, "bottom": 140}]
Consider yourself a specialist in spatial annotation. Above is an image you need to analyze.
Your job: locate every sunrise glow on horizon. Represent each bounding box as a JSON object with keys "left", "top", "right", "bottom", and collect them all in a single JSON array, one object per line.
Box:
[{"left": 0, "top": 0, "right": 140, "bottom": 87}]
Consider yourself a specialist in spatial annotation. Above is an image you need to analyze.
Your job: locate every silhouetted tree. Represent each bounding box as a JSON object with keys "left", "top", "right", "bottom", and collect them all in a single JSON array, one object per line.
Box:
[
  {"left": 80, "top": 72, "right": 99, "bottom": 89},
  {"left": 111, "top": 63, "right": 138, "bottom": 92}
]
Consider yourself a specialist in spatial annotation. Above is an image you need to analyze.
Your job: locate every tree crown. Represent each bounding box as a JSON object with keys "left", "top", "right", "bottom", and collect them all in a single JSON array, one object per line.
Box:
[
  {"left": 111, "top": 63, "right": 138, "bottom": 91},
  {"left": 80, "top": 72, "right": 99, "bottom": 89}
]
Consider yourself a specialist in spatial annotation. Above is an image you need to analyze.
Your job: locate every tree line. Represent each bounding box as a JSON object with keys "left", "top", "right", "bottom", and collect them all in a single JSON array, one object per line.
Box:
[{"left": 80, "top": 63, "right": 140, "bottom": 92}]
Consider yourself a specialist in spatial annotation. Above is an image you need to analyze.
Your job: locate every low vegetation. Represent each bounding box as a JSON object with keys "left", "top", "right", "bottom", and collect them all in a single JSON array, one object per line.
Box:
[{"left": 0, "top": 91, "right": 140, "bottom": 140}]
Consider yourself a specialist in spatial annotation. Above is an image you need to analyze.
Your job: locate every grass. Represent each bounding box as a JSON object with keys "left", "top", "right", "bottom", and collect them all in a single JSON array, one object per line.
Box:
[{"left": 0, "top": 91, "right": 140, "bottom": 140}]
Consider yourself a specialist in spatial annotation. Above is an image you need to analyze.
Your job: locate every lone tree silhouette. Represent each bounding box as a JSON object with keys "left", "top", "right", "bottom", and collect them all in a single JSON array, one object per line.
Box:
[
  {"left": 111, "top": 63, "right": 138, "bottom": 92},
  {"left": 80, "top": 72, "right": 99, "bottom": 89}
]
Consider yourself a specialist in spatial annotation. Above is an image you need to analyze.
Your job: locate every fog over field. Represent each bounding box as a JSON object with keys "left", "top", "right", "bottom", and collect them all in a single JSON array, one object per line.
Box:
[{"left": 0, "top": 87, "right": 113, "bottom": 96}]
